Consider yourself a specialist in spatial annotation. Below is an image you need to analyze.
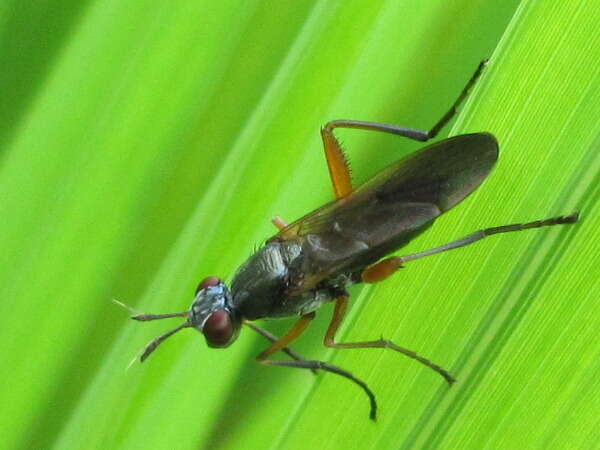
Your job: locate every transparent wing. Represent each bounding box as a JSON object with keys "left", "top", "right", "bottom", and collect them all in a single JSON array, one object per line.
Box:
[{"left": 270, "top": 133, "right": 498, "bottom": 292}]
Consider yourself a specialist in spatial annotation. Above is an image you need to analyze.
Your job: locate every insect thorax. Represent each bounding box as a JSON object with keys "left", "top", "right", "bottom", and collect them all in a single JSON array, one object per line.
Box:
[{"left": 230, "top": 241, "right": 353, "bottom": 320}]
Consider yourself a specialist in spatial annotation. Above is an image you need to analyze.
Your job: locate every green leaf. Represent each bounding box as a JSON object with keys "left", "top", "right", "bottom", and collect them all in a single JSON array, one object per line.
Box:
[{"left": 0, "top": 1, "right": 597, "bottom": 449}]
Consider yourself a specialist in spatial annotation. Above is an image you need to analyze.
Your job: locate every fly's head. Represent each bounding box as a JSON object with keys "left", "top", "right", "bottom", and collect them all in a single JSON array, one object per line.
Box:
[{"left": 190, "top": 276, "right": 241, "bottom": 348}]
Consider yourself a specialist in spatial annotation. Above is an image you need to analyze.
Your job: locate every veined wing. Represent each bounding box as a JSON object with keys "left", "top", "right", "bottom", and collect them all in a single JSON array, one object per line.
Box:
[{"left": 270, "top": 133, "right": 498, "bottom": 293}]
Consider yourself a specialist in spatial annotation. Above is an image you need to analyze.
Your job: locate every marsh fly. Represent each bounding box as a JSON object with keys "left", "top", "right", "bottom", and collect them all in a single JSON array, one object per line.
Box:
[{"left": 120, "top": 61, "right": 578, "bottom": 420}]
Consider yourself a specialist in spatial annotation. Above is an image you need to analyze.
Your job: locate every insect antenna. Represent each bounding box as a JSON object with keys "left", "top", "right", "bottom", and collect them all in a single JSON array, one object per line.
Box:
[
  {"left": 112, "top": 299, "right": 191, "bottom": 361},
  {"left": 139, "top": 321, "right": 191, "bottom": 362},
  {"left": 112, "top": 298, "right": 189, "bottom": 321},
  {"left": 131, "top": 311, "right": 189, "bottom": 322}
]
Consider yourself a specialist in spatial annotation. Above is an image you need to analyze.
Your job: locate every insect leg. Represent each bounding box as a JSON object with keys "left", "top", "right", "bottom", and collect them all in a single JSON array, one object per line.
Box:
[
  {"left": 320, "top": 60, "right": 488, "bottom": 199},
  {"left": 324, "top": 297, "right": 456, "bottom": 384},
  {"left": 271, "top": 216, "right": 298, "bottom": 239},
  {"left": 322, "top": 60, "right": 488, "bottom": 144},
  {"left": 255, "top": 313, "right": 377, "bottom": 419},
  {"left": 256, "top": 312, "right": 316, "bottom": 360},
  {"left": 271, "top": 216, "right": 288, "bottom": 230},
  {"left": 320, "top": 126, "right": 353, "bottom": 199},
  {"left": 254, "top": 313, "right": 378, "bottom": 418},
  {"left": 427, "top": 59, "right": 488, "bottom": 138},
  {"left": 261, "top": 358, "right": 378, "bottom": 421},
  {"left": 400, "top": 213, "right": 579, "bottom": 264},
  {"left": 244, "top": 321, "right": 317, "bottom": 373},
  {"left": 361, "top": 257, "right": 403, "bottom": 283}
]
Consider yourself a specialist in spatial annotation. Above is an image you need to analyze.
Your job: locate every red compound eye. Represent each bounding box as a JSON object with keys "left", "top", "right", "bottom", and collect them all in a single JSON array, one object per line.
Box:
[
  {"left": 203, "top": 310, "right": 234, "bottom": 348},
  {"left": 195, "top": 276, "right": 221, "bottom": 294}
]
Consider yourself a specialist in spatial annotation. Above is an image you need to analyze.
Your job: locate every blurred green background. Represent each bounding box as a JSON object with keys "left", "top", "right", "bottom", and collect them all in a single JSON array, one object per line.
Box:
[{"left": 0, "top": 1, "right": 598, "bottom": 449}]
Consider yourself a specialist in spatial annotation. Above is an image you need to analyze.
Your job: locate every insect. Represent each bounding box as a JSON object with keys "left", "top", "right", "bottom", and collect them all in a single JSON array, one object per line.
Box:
[{"left": 123, "top": 61, "right": 578, "bottom": 420}]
